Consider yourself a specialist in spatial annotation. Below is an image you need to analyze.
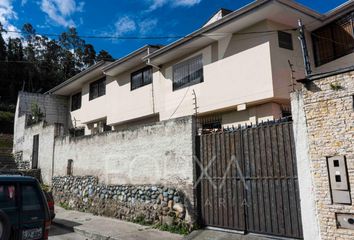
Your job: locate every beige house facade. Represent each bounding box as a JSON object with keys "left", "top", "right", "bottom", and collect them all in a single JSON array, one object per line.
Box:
[{"left": 41, "top": 0, "right": 354, "bottom": 136}]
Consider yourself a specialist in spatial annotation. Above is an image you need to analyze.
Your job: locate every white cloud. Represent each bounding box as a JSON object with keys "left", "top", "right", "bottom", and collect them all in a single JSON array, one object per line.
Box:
[
  {"left": 40, "top": 0, "right": 85, "bottom": 27},
  {"left": 110, "top": 16, "right": 158, "bottom": 39},
  {"left": 21, "top": 0, "right": 28, "bottom": 7},
  {"left": 173, "top": 0, "right": 201, "bottom": 7},
  {"left": 138, "top": 18, "right": 158, "bottom": 35},
  {"left": 0, "top": 0, "right": 21, "bottom": 39},
  {"left": 146, "top": 0, "right": 201, "bottom": 12},
  {"left": 114, "top": 16, "right": 136, "bottom": 35}
]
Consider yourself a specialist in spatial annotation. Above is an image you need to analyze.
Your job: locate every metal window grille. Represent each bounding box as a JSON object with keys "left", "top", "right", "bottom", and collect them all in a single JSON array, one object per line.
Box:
[
  {"left": 278, "top": 31, "right": 293, "bottom": 50},
  {"left": 173, "top": 55, "right": 203, "bottom": 90}
]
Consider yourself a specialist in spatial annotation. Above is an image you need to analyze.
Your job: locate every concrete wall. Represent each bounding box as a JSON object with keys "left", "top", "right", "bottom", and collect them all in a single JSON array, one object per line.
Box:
[
  {"left": 291, "top": 70, "right": 354, "bottom": 239},
  {"left": 52, "top": 116, "right": 196, "bottom": 202},
  {"left": 13, "top": 121, "right": 58, "bottom": 184}
]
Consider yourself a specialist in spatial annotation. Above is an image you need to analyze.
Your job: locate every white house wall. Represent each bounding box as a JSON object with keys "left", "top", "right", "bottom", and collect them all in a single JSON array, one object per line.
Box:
[{"left": 106, "top": 64, "right": 155, "bottom": 126}]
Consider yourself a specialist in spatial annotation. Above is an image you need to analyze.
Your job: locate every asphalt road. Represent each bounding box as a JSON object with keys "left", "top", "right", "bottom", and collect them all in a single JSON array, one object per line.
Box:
[{"left": 49, "top": 224, "right": 90, "bottom": 240}]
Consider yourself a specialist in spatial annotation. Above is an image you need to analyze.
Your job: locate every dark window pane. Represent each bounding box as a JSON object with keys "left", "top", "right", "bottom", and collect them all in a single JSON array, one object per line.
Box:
[
  {"left": 22, "top": 184, "right": 41, "bottom": 211},
  {"left": 143, "top": 67, "right": 152, "bottom": 85},
  {"left": 0, "top": 185, "right": 16, "bottom": 208},
  {"left": 131, "top": 66, "right": 152, "bottom": 90},
  {"left": 278, "top": 31, "right": 293, "bottom": 50},
  {"left": 89, "top": 78, "right": 106, "bottom": 100},
  {"left": 173, "top": 55, "right": 203, "bottom": 90},
  {"left": 98, "top": 79, "right": 106, "bottom": 96},
  {"left": 71, "top": 92, "right": 81, "bottom": 111}
]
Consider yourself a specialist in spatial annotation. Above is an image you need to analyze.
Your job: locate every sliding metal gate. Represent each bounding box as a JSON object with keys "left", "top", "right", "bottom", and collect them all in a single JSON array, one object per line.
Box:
[{"left": 196, "top": 121, "right": 303, "bottom": 239}]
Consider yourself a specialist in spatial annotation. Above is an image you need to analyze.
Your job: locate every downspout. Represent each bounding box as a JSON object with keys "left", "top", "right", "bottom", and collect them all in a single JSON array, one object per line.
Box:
[{"left": 146, "top": 48, "right": 160, "bottom": 114}]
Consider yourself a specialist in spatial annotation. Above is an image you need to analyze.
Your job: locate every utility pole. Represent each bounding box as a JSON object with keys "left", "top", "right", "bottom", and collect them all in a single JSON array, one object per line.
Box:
[
  {"left": 298, "top": 19, "right": 312, "bottom": 76},
  {"left": 288, "top": 60, "right": 296, "bottom": 92}
]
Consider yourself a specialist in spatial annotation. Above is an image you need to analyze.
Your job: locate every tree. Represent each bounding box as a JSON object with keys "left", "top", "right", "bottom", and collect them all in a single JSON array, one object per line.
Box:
[
  {"left": 96, "top": 50, "right": 114, "bottom": 61},
  {"left": 0, "top": 22, "right": 6, "bottom": 61},
  {"left": 83, "top": 44, "right": 96, "bottom": 67}
]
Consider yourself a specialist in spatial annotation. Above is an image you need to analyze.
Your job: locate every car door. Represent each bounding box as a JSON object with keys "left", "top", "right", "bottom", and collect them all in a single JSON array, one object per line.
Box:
[
  {"left": 0, "top": 183, "right": 20, "bottom": 233},
  {"left": 20, "top": 183, "right": 45, "bottom": 240}
]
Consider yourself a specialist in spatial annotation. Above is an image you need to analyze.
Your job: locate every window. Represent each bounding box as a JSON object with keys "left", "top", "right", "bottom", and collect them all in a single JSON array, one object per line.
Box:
[
  {"left": 173, "top": 55, "right": 203, "bottom": 91},
  {"left": 278, "top": 31, "right": 293, "bottom": 50},
  {"left": 22, "top": 184, "right": 41, "bottom": 211},
  {"left": 69, "top": 127, "right": 85, "bottom": 137},
  {"left": 71, "top": 92, "right": 81, "bottom": 111},
  {"left": 312, "top": 11, "right": 354, "bottom": 66},
  {"left": 89, "top": 78, "right": 106, "bottom": 100},
  {"left": 0, "top": 185, "right": 16, "bottom": 208},
  {"left": 131, "top": 66, "right": 152, "bottom": 90}
]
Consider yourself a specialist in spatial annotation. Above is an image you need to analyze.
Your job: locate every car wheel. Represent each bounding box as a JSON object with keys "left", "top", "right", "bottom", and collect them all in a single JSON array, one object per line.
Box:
[{"left": 0, "top": 210, "right": 10, "bottom": 240}]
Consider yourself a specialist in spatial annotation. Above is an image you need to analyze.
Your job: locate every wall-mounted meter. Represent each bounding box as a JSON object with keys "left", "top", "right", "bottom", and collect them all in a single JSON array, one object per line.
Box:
[{"left": 327, "top": 156, "right": 351, "bottom": 204}]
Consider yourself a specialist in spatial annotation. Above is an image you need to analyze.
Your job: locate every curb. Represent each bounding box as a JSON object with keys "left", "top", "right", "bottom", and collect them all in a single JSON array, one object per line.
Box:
[{"left": 52, "top": 220, "right": 119, "bottom": 240}]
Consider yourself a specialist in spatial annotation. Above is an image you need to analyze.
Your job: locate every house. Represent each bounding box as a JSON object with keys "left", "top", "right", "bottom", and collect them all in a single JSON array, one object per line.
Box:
[
  {"left": 12, "top": 0, "right": 354, "bottom": 239},
  {"left": 37, "top": 0, "right": 352, "bottom": 136}
]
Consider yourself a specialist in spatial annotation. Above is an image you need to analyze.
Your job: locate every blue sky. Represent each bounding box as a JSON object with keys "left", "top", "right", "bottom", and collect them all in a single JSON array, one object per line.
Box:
[{"left": 0, "top": 0, "right": 349, "bottom": 58}]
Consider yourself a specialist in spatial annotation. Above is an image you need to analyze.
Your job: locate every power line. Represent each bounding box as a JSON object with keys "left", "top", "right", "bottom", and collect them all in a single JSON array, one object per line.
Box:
[{"left": 1, "top": 28, "right": 297, "bottom": 40}]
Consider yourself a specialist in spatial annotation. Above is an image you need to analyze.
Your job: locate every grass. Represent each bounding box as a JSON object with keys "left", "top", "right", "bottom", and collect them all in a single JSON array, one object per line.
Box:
[
  {"left": 154, "top": 222, "right": 191, "bottom": 235},
  {"left": 0, "top": 111, "right": 14, "bottom": 122},
  {"left": 59, "top": 202, "right": 71, "bottom": 210}
]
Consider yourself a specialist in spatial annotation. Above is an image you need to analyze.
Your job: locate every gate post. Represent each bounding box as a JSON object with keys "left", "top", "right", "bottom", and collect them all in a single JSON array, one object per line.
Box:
[{"left": 291, "top": 91, "right": 321, "bottom": 240}]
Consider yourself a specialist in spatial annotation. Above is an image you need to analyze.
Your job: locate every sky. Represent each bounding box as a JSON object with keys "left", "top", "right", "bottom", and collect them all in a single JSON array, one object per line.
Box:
[{"left": 0, "top": 0, "right": 350, "bottom": 59}]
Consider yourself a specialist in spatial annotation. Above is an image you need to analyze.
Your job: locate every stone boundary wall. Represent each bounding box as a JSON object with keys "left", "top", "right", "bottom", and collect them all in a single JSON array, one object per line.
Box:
[
  {"left": 291, "top": 69, "right": 354, "bottom": 239},
  {"left": 52, "top": 176, "right": 191, "bottom": 227},
  {"left": 52, "top": 116, "right": 196, "bottom": 206}
]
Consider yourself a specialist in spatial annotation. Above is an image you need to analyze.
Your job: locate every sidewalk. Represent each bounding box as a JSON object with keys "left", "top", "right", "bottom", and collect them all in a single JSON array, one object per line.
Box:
[{"left": 52, "top": 206, "right": 183, "bottom": 240}]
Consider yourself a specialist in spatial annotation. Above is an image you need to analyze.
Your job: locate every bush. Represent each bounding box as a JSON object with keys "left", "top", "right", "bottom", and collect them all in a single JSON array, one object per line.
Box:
[{"left": 0, "top": 111, "right": 14, "bottom": 134}]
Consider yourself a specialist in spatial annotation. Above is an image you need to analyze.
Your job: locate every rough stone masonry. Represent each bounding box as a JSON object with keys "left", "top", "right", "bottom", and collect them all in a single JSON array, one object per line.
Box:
[
  {"left": 52, "top": 176, "right": 191, "bottom": 228},
  {"left": 291, "top": 69, "right": 354, "bottom": 240}
]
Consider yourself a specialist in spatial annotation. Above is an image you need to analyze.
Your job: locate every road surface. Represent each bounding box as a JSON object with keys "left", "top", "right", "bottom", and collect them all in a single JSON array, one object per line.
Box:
[{"left": 49, "top": 224, "right": 90, "bottom": 240}]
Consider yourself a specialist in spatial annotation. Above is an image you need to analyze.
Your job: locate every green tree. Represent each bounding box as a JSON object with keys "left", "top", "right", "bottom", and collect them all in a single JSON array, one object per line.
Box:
[{"left": 96, "top": 50, "right": 114, "bottom": 61}]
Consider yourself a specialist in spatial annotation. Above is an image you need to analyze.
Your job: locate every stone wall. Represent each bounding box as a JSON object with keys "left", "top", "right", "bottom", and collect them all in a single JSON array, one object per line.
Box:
[
  {"left": 291, "top": 69, "right": 354, "bottom": 239},
  {"left": 52, "top": 176, "right": 191, "bottom": 227}
]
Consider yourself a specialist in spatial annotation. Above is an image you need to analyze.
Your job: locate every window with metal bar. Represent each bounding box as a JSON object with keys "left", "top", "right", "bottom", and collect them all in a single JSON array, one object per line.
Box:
[
  {"left": 131, "top": 66, "right": 152, "bottom": 90},
  {"left": 312, "top": 11, "right": 354, "bottom": 66},
  {"left": 278, "top": 31, "right": 293, "bottom": 50},
  {"left": 173, "top": 55, "right": 203, "bottom": 91},
  {"left": 89, "top": 78, "right": 106, "bottom": 100}
]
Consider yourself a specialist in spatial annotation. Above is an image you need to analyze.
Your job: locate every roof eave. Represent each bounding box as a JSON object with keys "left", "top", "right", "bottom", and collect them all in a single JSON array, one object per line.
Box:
[
  {"left": 45, "top": 60, "right": 110, "bottom": 94},
  {"left": 144, "top": 0, "right": 322, "bottom": 61},
  {"left": 102, "top": 45, "right": 161, "bottom": 74}
]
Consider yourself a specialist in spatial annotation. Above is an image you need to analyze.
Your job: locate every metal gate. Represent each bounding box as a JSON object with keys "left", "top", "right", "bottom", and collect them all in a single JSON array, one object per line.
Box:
[{"left": 196, "top": 121, "right": 303, "bottom": 239}]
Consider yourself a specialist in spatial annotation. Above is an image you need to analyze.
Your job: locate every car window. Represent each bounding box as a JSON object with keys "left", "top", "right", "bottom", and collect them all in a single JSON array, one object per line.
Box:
[
  {"left": 22, "top": 184, "right": 41, "bottom": 211},
  {"left": 0, "top": 184, "right": 16, "bottom": 208}
]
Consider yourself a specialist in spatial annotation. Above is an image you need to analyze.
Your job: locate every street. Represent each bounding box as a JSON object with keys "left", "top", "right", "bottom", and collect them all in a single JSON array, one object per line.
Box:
[{"left": 49, "top": 224, "right": 90, "bottom": 240}]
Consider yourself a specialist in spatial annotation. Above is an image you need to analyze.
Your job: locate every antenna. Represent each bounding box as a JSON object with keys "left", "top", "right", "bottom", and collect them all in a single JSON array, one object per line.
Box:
[{"left": 298, "top": 19, "right": 312, "bottom": 76}]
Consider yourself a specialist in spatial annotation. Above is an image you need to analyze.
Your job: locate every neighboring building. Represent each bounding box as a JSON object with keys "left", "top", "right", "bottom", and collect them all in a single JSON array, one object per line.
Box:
[{"left": 291, "top": 66, "right": 354, "bottom": 240}]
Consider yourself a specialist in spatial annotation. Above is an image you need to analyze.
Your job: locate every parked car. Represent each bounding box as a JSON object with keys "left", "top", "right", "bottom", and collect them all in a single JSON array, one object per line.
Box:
[
  {"left": 0, "top": 175, "right": 51, "bottom": 240},
  {"left": 43, "top": 191, "right": 55, "bottom": 220}
]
